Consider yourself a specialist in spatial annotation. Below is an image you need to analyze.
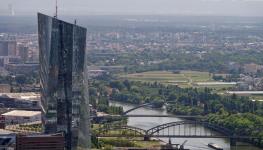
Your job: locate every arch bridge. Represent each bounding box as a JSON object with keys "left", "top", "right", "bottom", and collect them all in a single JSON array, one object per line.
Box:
[
  {"left": 94, "top": 120, "right": 258, "bottom": 146},
  {"left": 94, "top": 125, "right": 146, "bottom": 138},
  {"left": 122, "top": 103, "right": 152, "bottom": 115}
]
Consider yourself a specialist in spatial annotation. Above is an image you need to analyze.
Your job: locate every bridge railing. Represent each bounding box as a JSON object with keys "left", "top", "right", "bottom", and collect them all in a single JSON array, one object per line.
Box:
[
  {"left": 146, "top": 121, "right": 234, "bottom": 137},
  {"left": 122, "top": 103, "right": 152, "bottom": 115},
  {"left": 93, "top": 120, "right": 260, "bottom": 143},
  {"left": 93, "top": 125, "right": 147, "bottom": 137}
]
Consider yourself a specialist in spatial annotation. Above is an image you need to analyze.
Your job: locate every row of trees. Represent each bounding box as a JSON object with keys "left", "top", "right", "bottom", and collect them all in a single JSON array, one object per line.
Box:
[
  {"left": 107, "top": 80, "right": 263, "bottom": 147},
  {"left": 89, "top": 81, "right": 124, "bottom": 115},
  {"left": 206, "top": 112, "right": 263, "bottom": 147},
  {"left": 88, "top": 47, "right": 263, "bottom": 77},
  {"left": 108, "top": 80, "right": 263, "bottom": 115},
  {"left": 90, "top": 78, "right": 263, "bottom": 147}
]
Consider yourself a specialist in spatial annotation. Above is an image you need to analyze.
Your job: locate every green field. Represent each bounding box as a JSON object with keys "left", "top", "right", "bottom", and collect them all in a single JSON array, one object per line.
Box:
[
  {"left": 121, "top": 71, "right": 234, "bottom": 89},
  {"left": 249, "top": 95, "right": 263, "bottom": 101}
]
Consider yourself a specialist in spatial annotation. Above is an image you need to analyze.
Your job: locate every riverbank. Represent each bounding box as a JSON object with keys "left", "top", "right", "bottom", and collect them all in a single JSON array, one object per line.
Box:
[
  {"left": 99, "top": 137, "right": 162, "bottom": 149},
  {"left": 110, "top": 101, "right": 262, "bottom": 150}
]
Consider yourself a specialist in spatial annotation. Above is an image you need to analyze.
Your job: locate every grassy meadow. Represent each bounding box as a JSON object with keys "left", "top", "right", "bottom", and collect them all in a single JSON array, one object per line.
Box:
[{"left": 120, "top": 71, "right": 234, "bottom": 90}]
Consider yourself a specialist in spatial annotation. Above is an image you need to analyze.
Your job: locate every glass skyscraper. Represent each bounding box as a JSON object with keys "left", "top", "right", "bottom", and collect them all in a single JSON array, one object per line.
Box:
[{"left": 38, "top": 13, "right": 90, "bottom": 150}]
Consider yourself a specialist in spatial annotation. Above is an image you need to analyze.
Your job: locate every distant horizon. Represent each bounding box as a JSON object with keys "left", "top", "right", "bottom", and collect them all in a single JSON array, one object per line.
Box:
[
  {"left": 1, "top": 13, "right": 263, "bottom": 18},
  {"left": 1, "top": 13, "right": 263, "bottom": 28},
  {"left": 1, "top": 0, "right": 263, "bottom": 17}
]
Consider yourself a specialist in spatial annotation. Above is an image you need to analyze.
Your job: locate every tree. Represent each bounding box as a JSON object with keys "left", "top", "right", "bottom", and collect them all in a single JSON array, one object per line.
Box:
[
  {"left": 109, "top": 81, "right": 125, "bottom": 90},
  {"left": 167, "top": 93, "right": 177, "bottom": 102},
  {"left": 89, "top": 87, "right": 97, "bottom": 96},
  {"left": 123, "top": 80, "right": 131, "bottom": 90},
  {"left": 15, "top": 75, "right": 27, "bottom": 84}
]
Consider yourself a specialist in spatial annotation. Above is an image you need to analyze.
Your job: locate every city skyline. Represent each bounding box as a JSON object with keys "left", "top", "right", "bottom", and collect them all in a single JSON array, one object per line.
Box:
[{"left": 0, "top": 1, "right": 262, "bottom": 150}]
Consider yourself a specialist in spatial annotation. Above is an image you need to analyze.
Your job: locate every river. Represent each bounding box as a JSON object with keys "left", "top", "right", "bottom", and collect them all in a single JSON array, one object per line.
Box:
[{"left": 110, "top": 101, "right": 262, "bottom": 150}]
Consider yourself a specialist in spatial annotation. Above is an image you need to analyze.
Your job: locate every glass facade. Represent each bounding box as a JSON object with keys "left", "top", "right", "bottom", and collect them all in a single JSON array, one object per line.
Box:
[{"left": 38, "top": 13, "right": 90, "bottom": 150}]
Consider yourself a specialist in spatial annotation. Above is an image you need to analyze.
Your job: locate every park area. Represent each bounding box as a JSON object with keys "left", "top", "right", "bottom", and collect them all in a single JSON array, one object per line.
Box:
[{"left": 120, "top": 71, "right": 235, "bottom": 89}]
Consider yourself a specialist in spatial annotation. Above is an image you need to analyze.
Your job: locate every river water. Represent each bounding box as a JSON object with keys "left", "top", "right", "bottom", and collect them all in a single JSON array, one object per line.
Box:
[{"left": 110, "top": 101, "right": 262, "bottom": 150}]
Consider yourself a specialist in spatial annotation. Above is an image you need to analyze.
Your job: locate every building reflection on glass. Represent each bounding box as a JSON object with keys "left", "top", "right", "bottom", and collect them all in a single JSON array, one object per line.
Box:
[{"left": 38, "top": 13, "right": 90, "bottom": 150}]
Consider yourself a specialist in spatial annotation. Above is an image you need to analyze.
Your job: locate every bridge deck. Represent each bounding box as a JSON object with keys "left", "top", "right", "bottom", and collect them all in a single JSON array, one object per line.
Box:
[
  {"left": 125, "top": 115, "right": 202, "bottom": 118},
  {"left": 96, "top": 135, "right": 253, "bottom": 138},
  {"left": 92, "top": 115, "right": 202, "bottom": 118}
]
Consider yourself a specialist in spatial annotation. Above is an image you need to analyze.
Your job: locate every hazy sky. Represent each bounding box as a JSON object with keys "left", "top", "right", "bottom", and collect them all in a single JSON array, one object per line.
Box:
[{"left": 1, "top": 0, "right": 263, "bottom": 16}]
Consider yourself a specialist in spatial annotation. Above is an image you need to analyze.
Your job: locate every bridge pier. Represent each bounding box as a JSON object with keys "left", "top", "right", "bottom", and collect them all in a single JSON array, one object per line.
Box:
[
  {"left": 144, "top": 136, "right": 150, "bottom": 141},
  {"left": 230, "top": 138, "right": 237, "bottom": 146}
]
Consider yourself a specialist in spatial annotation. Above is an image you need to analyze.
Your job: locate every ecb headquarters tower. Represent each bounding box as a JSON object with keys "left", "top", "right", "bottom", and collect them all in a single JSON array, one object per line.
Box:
[{"left": 38, "top": 13, "right": 90, "bottom": 150}]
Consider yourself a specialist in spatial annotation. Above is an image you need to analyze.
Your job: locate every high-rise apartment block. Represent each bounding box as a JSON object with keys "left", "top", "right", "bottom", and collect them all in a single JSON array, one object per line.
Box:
[
  {"left": 0, "top": 40, "right": 17, "bottom": 56},
  {"left": 18, "top": 44, "right": 29, "bottom": 62},
  {"left": 38, "top": 13, "right": 90, "bottom": 150}
]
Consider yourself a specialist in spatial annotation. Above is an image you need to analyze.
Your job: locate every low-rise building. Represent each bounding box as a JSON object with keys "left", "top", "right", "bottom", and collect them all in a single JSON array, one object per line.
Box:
[
  {"left": 5, "top": 63, "right": 39, "bottom": 74},
  {"left": 236, "top": 82, "right": 250, "bottom": 91},
  {"left": 88, "top": 65, "right": 124, "bottom": 73},
  {"left": 1, "top": 110, "right": 41, "bottom": 125},
  {"left": 0, "top": 92, "right": 40, "bottom": 109},
  {"left": 0, "top": 84, "right": 11, "bottom": 93},
  {"left": 243, "top": 63, "right": 263, "bottom": 74},
  {"left": 16, "top": 133, "right": 65, "bottom": 150},
  {"left": 88, "top": 69, "right": 107, "bottom": 78},
  {"left": 0, "top": 56, "right": 21, "bottom": 67},
  {"left": 226, "top": 91, "right": 263, "bottom": 96},
  {"left": 0, "top": 129, "right": 16, "bottom": 150}
]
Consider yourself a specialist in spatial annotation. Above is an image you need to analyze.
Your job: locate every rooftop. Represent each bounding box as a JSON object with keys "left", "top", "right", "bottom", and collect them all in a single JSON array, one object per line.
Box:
[
  {"left": 0, "top": 129, "right": 14, "bottom": 135},
  {"left": 196, "top": 82, "right": 237, "bottom": 85},
  {"left": 6, "top": 63, "right": 39, "bottom": 66},
  {"left": 2, "top": 110, "right": 41, "bottom": 117},
  {"left": 226, "top": 91, "right": 263, "bottom": 94},
  {"left": 0, "top": 92, "right": 40, "bottom": 101},
  {"left": 24, "top": 133, "right": 64, "bottom": 137}
]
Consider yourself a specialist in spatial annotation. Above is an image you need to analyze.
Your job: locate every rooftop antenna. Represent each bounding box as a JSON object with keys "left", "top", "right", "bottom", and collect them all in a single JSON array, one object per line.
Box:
[{"left": 55, "top": 0, "right": 58, "bottom": 18}]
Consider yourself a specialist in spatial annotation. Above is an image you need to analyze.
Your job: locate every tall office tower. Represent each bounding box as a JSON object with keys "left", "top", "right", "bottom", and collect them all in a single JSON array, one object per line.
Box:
[{"left": 38, "top": 13, "right": 90, "bottom": 150}]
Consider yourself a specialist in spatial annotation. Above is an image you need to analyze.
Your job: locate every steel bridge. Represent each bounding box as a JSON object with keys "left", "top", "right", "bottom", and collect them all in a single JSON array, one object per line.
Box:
[
  {"left": 93, "top": 120, "right": 259, "bottom": 146},
  {"left": 122, "top": 103, "right": 152, "bottom": 115},
  {"left": 91, "top": 114, "right": 202, "bottom": 119}
]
